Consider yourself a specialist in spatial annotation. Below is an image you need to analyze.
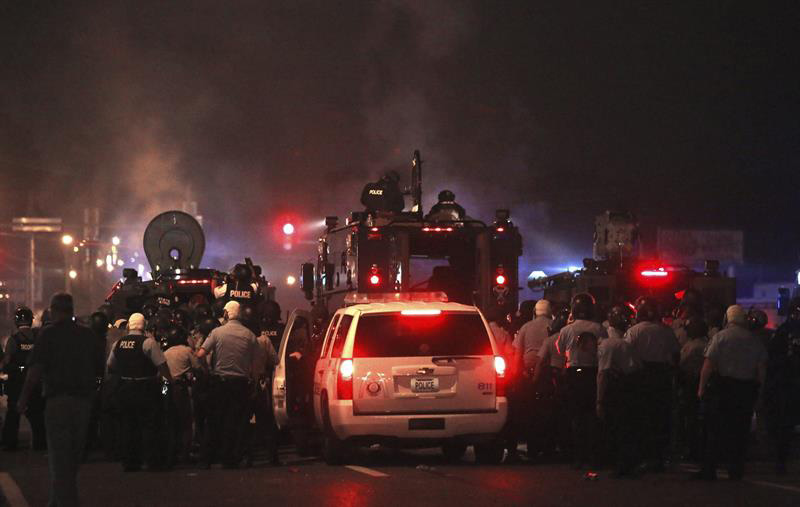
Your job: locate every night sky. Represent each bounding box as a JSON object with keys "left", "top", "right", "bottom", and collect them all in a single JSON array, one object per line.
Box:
[{"left": 1, "top": 1, "right": 798, "bottom": 294}]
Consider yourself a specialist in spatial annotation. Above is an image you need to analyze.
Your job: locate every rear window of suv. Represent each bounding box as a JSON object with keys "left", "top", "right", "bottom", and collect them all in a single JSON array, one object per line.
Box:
[{"left": 352, "top": 312, "right": 493, "bottom": 358}]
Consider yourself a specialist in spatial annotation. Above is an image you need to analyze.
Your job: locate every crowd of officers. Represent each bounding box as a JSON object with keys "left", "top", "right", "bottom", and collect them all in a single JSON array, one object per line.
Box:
[
  {"left": 1, "top": 297, "right": 286, "bottom": 472},
  {"left": 490, "top": 291, "right": 800, "bottom": 479}
]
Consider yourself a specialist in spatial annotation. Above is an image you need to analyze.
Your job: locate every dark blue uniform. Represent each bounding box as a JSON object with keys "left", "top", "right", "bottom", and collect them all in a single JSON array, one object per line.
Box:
[{"left": 2, "top": 327, "right": 46, "bottom": 450}]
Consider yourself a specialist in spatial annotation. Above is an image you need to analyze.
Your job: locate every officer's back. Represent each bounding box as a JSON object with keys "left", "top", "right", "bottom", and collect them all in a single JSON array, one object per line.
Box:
[
  {"left": 625, "top": 320, "right": 679, "bottom": 365},
  {"left": 202, "top": 309, "right": 257, "bottom": 379}
]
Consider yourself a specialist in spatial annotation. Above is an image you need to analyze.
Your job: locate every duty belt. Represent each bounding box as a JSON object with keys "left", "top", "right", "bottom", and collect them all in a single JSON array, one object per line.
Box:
[{"left": 120, "top": 376, "right": 158, "bottom": 381}]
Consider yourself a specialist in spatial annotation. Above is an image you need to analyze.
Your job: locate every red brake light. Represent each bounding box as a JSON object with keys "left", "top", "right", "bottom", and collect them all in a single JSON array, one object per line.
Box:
[
  {"left": 337, "top": 359, "right": 354, "bottom": 400},
  {"left": 494, "top": 356, "right": 507, "bottom": 397},
  {"left": 400, "top": 309, "right": 441, "bottom": 316},
  {"left": 496, "top": 227, "right": 505, "bottom": 232},
  {"left": 495, "top": 274, "right": 506, "bottom": 285},
  {"left": 369, "top": 274, "right": 381, "bottom": 285}
]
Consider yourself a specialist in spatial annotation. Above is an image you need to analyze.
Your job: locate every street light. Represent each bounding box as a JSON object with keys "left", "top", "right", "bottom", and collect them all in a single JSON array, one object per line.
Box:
[
  {"left": 61, "top": 234, "right": 74, "bottom": 246},
  {"left": 282, "top": 223, "right": 295, "bottom": 236},
  {"left": 111, "top": 236, "right": 121, "bottom": 246},
  {"left": 68, "top": 269, "right": 78, "bottom": 280},
  {"left": 286, "top": 275, "right": 297, "bottom": 286}
]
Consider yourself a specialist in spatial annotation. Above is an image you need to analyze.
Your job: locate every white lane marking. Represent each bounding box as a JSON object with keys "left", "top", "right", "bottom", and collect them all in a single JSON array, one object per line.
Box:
[
  {"left": 747, "top": 480, "right": 800, "bottom": 494},
  {"left": 345, "top": 465, "right": 389, "bottom": 478},
  {"left": 0, "top": 472, "right": 30, "bottom": 507}
]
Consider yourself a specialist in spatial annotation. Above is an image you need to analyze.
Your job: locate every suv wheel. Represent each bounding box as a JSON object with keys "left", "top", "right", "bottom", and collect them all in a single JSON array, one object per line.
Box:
[
  {"left": 442, "top": 441, "right": 467, "bottom": 462},
  {"left": 321, "top": 393, "right": 347, "bottom": 465},
  {"left": 474, "top": 441, "right": 504, "bottom": 465}
]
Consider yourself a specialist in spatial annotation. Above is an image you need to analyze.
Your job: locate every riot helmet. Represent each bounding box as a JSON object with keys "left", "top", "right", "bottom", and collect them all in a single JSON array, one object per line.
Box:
[
  {"left": 212, "top": 299, "right": 226, "bottom": 320},
  {"left": 14, "top": 306, "right": 34, "bottom": 327},
  {"left": 683, "top": 317, "right": 709, "bottom": 340},
  {"left": 747, "top": 308, "right": 768, "bottom": 331},
  {"left": 548, "top": 307, "right": 571, "bottom": 335},
  {"left": 172, "top": 308, "right": 191, "bottom": 331},
  {"left": 166, "top": 326, "right": 189, "bottom": 348},
  {"left": 438, "top": 190, "right": 456, "bottom": 202},
  {"left": 192, "top": 304, "right": 212, "bottom": 326},
  {"left": 232, "top": 263, "right": 251, "bottom": 281},
  {"left": 198, "top": 317, "right": 219, "bottom": 338},
  {"left": 383, "top": 170, "right": 401, "bottom": 185},
  {"left": 635, "top": 297, "right": 659, "bottom": 322},
  {"left": 261, "top": 300, "right": 282, "bottom": 325},
  {"left": 240, "top": 304, "right": 260, "bottom": 335},
  {"left": 607, "top": 304, "right": 632, "bottom": 331},
  {"left": 142, "top": 303, "right": 159, "bottom": 321},
  {"left": 570, "top": 293, "right": 596, "bottom": 321},
  {"left": 787, "top": 297, "right": 800, "bottom": 322},
  {"left": 89, "top": 311, "right": 110, "bottom": 337}
]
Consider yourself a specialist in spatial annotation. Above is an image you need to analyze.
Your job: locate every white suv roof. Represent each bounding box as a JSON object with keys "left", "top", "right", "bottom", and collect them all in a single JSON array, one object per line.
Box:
[{"left": 341, "top": 301, "right": 481, "bottom": 316}]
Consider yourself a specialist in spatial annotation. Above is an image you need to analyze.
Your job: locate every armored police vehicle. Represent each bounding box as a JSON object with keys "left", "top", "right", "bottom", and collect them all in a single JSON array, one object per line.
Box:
[
  {"left": 528, "top": 210, "right": 736, "bottom": 312},
  {"left": 106, "top": 210, "right": 272, "bottom": 318},
  {"left": 272, "top": 150, "right": 521, "bottom": 462}
]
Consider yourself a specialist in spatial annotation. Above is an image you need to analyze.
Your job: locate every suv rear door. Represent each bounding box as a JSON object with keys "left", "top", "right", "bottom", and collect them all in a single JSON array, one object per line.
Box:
[
  {"left": 272, "top": 309, "right": 311, "bottom": 429},
  {"left": 350, "top": 310, "right": 498, "bottom": 415}
]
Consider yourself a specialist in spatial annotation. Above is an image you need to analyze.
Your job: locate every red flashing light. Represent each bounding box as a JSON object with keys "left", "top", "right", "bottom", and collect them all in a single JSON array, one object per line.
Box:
[
  {"left": 369, "top": 274, "right": 381, "bottom": 285},
  {"left": 496, "top": 227, "right": 505, "bottom": 232},
  {"left": 640, "top": 268, "right": 668, "bottom": 277},
  {"left": 495, "top": 274, "right": 506, "bottom": 285},
  {"left": 177, "top": 279, "right": 210, "bottom": 285},
  {"left": 337, "top": 359, "right": 354, "bottom": 400},
  {"left": 370, "top": 227, "right": 379, "bottom": 232},
  {"left": 422, "top": 227, "right": 454, "bottom": 232}
]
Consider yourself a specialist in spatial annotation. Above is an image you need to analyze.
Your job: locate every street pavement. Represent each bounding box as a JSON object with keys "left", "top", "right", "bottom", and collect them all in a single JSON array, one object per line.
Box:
[
  {"left": 2, "top": 395, "right": 799, "bottom": 507},
  {"left": 2, "top": 441, "right": 800, "bottom": 507}
]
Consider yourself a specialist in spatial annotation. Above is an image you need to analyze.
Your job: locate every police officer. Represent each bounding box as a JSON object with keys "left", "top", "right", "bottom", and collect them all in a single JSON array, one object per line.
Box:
[
  {"left": 360, "top": 170, "right": 405, "bottom": 213},
  {"left": 245, "top": 305, "right": 280, "bottom": 466},
  {"left": 697, "top": 305, "right": 766, "bottom": 480},
  {"left": 532, "top": 307, "right": 570, "bottom": 458},
  {"left": 624, "top": 297, "right": 679, "bottom": 472},
  {"left": 260, "top": 300, "right": 285, "bottom": 354},
  {"left": 555, "top": 293, "right": 607, "bottom": 468},
  {"left": 163, "top": 325, "right": 200, "bottom": 467},
  {"left": 764, "top": 297, "right": 800, "bottom": 475},
  {"left": 678, "top": 317, "right": 709, "bottom": 462},
  {"left": 106, "top": 313, "right": 173, "bottom": 472},
  {"left": 425, "top": 190, "right": 466, "bottom": 221},
  {"left": 597, "top": 305, "right": 640, "bottom": 477},
  {"left": 196, "top": 301, "right": 258, "bottom": 469},
  {"left": 512, "top": 299, "right": 552, "bottom": 455},
  {"left": 86, "top": 311, "right": 111, "bottom": 453},
  {"left": 1, "top": 306, "right": 46, "bottom": 450}
]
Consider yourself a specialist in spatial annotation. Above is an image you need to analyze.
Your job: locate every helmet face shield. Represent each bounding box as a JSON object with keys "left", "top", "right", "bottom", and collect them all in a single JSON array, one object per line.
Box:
[{"left": 14, "top": 306, "right": 34, "bottom": 327}]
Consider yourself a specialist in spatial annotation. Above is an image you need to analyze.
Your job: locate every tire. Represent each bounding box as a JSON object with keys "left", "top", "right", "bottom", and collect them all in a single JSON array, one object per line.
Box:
[
  {"left": 320, "top": 393, "right": 347, "bottom": 466},
  {"left": 474, "top": 441, "right": 505, "bottom": 465},
  {"left": 442, "top": 442, "right": 467, "bottom": 463}
]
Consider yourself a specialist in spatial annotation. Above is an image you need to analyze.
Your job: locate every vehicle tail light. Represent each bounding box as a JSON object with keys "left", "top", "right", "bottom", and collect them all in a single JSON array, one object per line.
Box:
[
  {"left": 400, "top": 309, "right": 441, "bottom": 316},
  {"left": 369, "top": 274, "right": 381, "bottom": 285},
  {"left": 495, "top": 274, "right": 506, "bottom": 285},
  {"left": 337, "top": 359, "right": 354, "bottom": 400},
  {"left": 494, "top": 356, "right": 507, "bottom": 397}
]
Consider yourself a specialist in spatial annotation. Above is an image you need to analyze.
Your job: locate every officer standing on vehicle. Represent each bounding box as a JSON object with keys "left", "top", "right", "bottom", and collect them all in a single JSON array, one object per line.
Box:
[
  {"left": 697, "top": 305, "right": 766, "bottom": 480},
  {"left": 425, "top": 190, "right": 466, "bottom": 221},
  {"left": 106, "top": 313, "right": 173, "bottom": 472},
  {"left": 360, "top": 170, "right": 405, "bottom": 213},
  {"left": 196, "top": 301, "right": 257, "bottom": 469},
  {"left": 597, "top": 305, "right": 640, "bottom": 477},
  {"left": 1, "top": 306, "right": 46, "bottom": 451},
  {"left": 556, "top": 294, "right": 607, "bottom": 468},
  {"left": 624, "top": 297, "right": 679, "bottom": 472}
]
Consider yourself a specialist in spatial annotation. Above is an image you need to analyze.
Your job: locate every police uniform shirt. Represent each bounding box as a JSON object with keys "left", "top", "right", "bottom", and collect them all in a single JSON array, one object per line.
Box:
[
  {"left": 538, "top": 333, "right": 566, "bottom": 369},
  {"left": 201, "top": 320, "right": 257, "bottom": 378},
  {"left": 512, "top": 316, "right": 551, "bottom": 368},
  {"left": 598, "top": 331, "right": 639, "bottom": 375},
  {"left": 164, "top": 344, "right": 201, "bottom": 379},
  {"left": 555, "top": 319, "right": 608, "bottom": 368},
  {"left": 106, "top": 331, "right": 167, "bottom": 375},
  {"left": 262, "top": 323, "right": 285, "bottom": 355},
  {"left": 679, "top": 337, "right": 707, "bottom": 380},
  {"left": 489, "top": 322, "right": 513, "bottom": 359},
  {"left": 213, "top": 282, "right": 258, "bottom": 301},
  {"left": 252, "top": 333, "right": 278, "bottom": 379},
  {"left": 4, "top": 327, "right": 36, "bottom": 367},
  {"left": 705, "top": 324, "right": 767, "bottom": 381},
  {"left": 624, "top": 321, "right": 680, "bottom": 365}
]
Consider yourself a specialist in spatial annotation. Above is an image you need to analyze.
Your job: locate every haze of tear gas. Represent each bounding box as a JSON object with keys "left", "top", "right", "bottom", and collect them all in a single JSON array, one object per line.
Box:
[{"left": 1, "top": 1, "right": 799, "bottom": 289}]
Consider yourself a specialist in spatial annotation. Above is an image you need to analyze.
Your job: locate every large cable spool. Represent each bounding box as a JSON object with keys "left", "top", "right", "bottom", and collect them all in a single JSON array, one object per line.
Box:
[{"left": 143, "top": 211, "right": 205, "bottom": 272}]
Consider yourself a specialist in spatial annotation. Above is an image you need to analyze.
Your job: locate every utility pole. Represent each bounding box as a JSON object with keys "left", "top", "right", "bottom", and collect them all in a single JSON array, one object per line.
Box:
[{"left": 11, "top": 217, "right": 62, "bottom": 308}]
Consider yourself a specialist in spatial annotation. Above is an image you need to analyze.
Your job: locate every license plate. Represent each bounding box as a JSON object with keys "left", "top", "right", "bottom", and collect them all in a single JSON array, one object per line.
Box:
[{"left": 412, "top": 378, "right": 439, "bottom": 393}]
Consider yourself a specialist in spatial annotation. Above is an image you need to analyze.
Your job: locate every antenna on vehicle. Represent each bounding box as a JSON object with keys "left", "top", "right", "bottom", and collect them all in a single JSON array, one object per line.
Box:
[{"left": 411, "top": 150, "right": 423, "bottom": 215}]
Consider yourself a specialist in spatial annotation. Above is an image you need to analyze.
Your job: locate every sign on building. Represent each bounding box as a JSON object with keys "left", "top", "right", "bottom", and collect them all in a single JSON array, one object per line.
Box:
[{"left": 657, "top": 229, "right": 743, "bottom": 265}]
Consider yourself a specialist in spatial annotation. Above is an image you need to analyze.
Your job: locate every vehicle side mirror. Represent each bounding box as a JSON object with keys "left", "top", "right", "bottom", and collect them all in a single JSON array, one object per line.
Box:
[{"left": 301, "top": 263, "right": 315, "bottom": 300}]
